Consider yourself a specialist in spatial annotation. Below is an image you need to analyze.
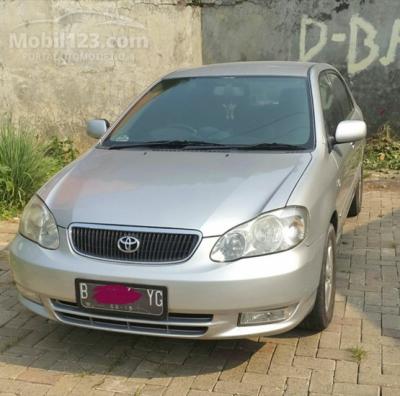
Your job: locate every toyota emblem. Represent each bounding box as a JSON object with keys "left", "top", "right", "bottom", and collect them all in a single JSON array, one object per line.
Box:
[{"left": 117, "top": 235, "right": 140, "bottom": 254}]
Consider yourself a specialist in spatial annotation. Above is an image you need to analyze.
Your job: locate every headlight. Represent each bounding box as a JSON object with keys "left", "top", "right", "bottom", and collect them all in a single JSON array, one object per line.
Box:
[
  {"left": 210, "top": 206, "right": 308, "bottom": 262},
  {"left": 19, "top": 195, "right": 59, "bottom": 249}
]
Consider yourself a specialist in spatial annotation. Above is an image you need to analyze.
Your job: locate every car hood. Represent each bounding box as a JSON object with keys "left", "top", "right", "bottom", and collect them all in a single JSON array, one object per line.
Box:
[{"left": 39, "top": 149, "right": 311, "bottom": 236}]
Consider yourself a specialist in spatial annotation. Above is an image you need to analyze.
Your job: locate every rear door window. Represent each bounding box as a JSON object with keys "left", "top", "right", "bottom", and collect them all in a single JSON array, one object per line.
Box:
[
  {"left": 328, "top": 73, "right": 354, "bottom": 119},
  {"left": 319, "top": 73, "right": 343, "bottom": 138}
]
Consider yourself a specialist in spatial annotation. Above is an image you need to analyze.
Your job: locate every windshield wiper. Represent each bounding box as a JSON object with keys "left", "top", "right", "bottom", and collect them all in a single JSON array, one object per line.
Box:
[
  {"left": 105, "top": 140, "right": 228, "bottom": 150},
  {"left": 105, "top": 140, "right": 305, "bottom": 151},
  {"left": 237, "top": 143, "right": 305, "bottom": 151}
]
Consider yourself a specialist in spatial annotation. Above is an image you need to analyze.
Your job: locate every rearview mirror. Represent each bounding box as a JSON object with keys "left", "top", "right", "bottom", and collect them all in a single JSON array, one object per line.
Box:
[
  {"left": 335, "top": 120, "right": 367, "bottom": 144},
  {"left": 86, "top": 119, "right": 110, "bottom": 139}
]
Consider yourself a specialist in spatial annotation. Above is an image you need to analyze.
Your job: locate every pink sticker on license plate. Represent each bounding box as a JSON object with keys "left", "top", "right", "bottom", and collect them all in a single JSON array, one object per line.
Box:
[{"left": 93, "top": 284, "right": 142, "bottom": 304}]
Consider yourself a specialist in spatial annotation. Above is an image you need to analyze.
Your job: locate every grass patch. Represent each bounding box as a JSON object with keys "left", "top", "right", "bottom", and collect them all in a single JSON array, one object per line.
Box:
[
  {"left": 0, "top": 115, "right": 78, "bottom": 219},
  {"left": 348, "top": 345, "right": 367, "bottom": 363},
  {"left": 364, "top": 123, "right": 400, "bottom": 171}
]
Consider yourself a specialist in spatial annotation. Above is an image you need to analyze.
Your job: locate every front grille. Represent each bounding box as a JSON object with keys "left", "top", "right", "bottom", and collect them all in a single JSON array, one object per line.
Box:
[
  {"left": 51, "top": 300, "right": 211, "bottom": 337},
  {"left": 69, "top": 225, "right": 201, "bottom": 263}
]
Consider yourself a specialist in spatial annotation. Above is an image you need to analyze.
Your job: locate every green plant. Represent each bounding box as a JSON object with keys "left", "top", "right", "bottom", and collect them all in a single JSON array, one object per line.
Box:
[
  {"left": 348, "top": 345, "right": 367, "bottom": 363},
  {"left": 364, "top": 123, "right": 400, "bottom": 171},
  {"left": 0, "top": 116, "right": 56, "bottom": 217},
  {"left": 44, "top": 135, "right": 78, "bottom": 169},
  {"left": 0, "top": 115, "right": 79, "bottom": 219}
]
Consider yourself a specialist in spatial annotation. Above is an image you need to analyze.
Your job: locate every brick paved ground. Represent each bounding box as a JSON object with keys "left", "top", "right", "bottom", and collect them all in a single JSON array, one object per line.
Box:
[{"left": 0, "top": 188, "right": 399, "bottom": 395}]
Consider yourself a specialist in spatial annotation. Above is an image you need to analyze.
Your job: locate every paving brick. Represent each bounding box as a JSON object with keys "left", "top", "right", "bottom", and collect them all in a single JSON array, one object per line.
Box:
[
  {"left": 320, "top": 331, "right": 340, "bottom": 349},
  {"left": 46, "top": 375, "right": 81, "bottom": 396},
  {"left": 0, "top": 311, "right": 19, "bottom": 327},
  {"left": 268, "top": 364, "right": 311, "bottom": 379},
  {"left": 218, "top": 359, "right": 247, "bottom": 382},
  {"left": 140, "top": 384, "right": 167, "bottom": 395},
  {"left": 293, "top": 356, "right": 335, "bottom": 371},
  {"left": 259, "top": 387, "right": 284, "bottom": 396},
  {"left": 340, "top": 323, "right": 362, "bottom": 349},
  {"left": 259, "top": 375, "right": 286, "bottom": 396},
  {"left": 333, "top": 382, "right": 380, "bottom": 395},
  {"left": 214, "top": 380, "right": 260, "bottom": 395},
  {"left": 317, "top": 348, "right": 354, "bottom": 361},
  {"left": 68, "top": 375, "right": 108, "bottom": 396},
  {"left": 295, "top": 333, "right": 320, "bottom": 357},
  {"left": 260, "top": 335, "right": 298, "bottom": 345},
  {"left": 383, "top": 364, "right": 400, "bottom": 376},
  {"left": 188, "top": 390, "right": 228, "bottom": 396},
  {"left": 382, "top": 345, "right": 400, "bottom": 364},
  {"left": 0, "top": 378, "right": 51, "bottom": 396},
  {"left": 382, "top": 328, "right": 400, "bottom": 338},
  {"left": 382, "top": 386, "right": 400, "bottom": 396},
  {"left": 359, "top": 349, "right": 382, "bottom": 370},
  {"left": 242, "top": 373, "right": 285, "bottom": 387},
  {"left": 365, "top": 305, "right": 398, "bottom": 314},
  {"left": 94, "top": 377, "right": 132, "bottom": 393},
  {"left": 0, "top": 364, "right": 27, "bottom": 379},
  {"left": 245, "top": 355, "right": 271, "bottom": 373},
  {"left": 383, "top": 314, "right": 400, "bottom": 330},
  {"left": 164, "top": 375, "right": 195, "bottom": 396},
  {"left": 309, "top": 369, "right": 333, "bottom": 393},
  {"left": 359, "top": 368, "right": 400, "bottom": 387},
  {"left": 190, "top": 370, "right": 220, "bottom": 391},
  {"left": 285, "top": 377, "right": 309, "bottom": 395},
  {"left": 362, "top": 318, "right": 382, "bottom": 337},
  {"left": 270, "top": 344, "right": 295, "bottom": 366},
  {"left": 335, "top": 360, "right": 358, "bottom": 383}
]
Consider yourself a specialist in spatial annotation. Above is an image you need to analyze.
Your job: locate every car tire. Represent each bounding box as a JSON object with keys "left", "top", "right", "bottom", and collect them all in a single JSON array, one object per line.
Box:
[
  {"left": 348, "top": 170, "right": 363, "bottom": 217},
  {"left": 301, "top": 224, "right": 336, "bottom": 331}
]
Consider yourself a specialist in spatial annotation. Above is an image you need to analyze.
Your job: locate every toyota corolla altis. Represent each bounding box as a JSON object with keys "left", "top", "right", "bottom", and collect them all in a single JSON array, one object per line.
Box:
[{"left": 9, "top": 62, "right": 366, "bottom": 339}]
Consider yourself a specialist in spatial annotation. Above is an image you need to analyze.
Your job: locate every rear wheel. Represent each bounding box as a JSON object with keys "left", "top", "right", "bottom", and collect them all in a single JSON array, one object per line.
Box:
[
  {"left": 348, "top": 170, "right": 363, "bottom": 217},
  {"left": 301, "top": 224, "right": 336, "bottom": 331}
]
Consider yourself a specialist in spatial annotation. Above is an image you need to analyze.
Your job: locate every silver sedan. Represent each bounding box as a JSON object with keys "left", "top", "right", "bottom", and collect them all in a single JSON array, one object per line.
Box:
[{"left": 9, "top": 61, "right": 366, "bottom": 339}]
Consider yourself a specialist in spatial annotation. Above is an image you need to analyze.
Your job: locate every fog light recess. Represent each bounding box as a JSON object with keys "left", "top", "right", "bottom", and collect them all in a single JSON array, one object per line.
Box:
[{"left": 239, "top": 305, "right": 296, "bottom": 326}]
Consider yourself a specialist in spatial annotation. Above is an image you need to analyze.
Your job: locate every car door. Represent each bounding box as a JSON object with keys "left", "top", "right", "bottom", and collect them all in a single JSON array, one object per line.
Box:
[
  {"left": 318, "top": 72, "right": 353, "bottom": 230},
  {"left": 327, "top": 73, "right": 360, "bottom": 215}
]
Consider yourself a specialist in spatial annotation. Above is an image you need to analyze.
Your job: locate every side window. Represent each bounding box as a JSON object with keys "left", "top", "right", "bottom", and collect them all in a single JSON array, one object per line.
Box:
[
  {"left": 319, "top": 74, "right": 343, "bottom": 138},
  {"left": 328, "top": 74, "right": 354, "bottom": 119}
]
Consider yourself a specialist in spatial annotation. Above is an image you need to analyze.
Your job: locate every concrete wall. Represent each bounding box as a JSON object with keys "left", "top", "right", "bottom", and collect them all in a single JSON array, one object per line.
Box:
[
  {"left": 0, "top": 0, "right": 202, "bottom": 144},
  {"left": 202, "top": 0, "right": 400, "bottom": 132},
  {"left": 0, "top": 0, "right": 399, "bottom": 139}
]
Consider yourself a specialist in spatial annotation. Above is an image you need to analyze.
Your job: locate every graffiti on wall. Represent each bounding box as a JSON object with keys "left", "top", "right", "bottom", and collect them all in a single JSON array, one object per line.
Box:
[{"left": 299, "top": 14, "right": 400, "bottom": 74}]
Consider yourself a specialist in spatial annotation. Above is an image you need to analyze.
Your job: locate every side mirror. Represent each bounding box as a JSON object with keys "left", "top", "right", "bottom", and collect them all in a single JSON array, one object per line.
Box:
[
  {"left": 86, "top": 119, "right": 110, "bottom": 139},
  {"left": 335, "top": 120, "right": 367, "bottom": 144}
]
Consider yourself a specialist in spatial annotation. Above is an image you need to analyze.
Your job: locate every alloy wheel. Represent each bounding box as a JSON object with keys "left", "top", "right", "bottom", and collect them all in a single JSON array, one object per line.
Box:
[{"left": 324, "top": 241, "right": 334, "bottom": 313}]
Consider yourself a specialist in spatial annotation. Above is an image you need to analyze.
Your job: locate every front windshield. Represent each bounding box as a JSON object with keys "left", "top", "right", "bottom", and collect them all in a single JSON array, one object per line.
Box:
[{"left": 102, "top": 76, "right": 313, "bottom": 149}]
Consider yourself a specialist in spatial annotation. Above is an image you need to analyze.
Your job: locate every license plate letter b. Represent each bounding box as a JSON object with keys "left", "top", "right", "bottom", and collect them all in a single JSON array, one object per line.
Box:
[{"left": 80, "top": 283, "right": 88, "bottom": 299}]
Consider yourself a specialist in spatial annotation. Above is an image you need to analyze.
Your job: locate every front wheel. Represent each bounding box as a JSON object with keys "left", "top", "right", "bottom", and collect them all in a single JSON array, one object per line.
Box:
[{"left": 301, "top": 224, "right": 336, "bottom": 331}]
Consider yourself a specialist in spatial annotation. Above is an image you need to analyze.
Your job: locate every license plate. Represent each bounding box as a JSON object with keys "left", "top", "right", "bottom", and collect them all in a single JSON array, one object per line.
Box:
[{"left": 75, "top": 279, "right": 167, "bottom": 319}]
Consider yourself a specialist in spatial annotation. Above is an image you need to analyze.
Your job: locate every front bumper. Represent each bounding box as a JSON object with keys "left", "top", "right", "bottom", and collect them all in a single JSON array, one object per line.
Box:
[{"left": 9, "top": 229, "right": 324, "bottom": 339}]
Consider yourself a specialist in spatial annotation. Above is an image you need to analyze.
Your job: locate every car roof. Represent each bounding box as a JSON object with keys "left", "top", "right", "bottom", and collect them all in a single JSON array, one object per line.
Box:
[{"left": 163, "top": 61, "right": 323, "bottom": 79}]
